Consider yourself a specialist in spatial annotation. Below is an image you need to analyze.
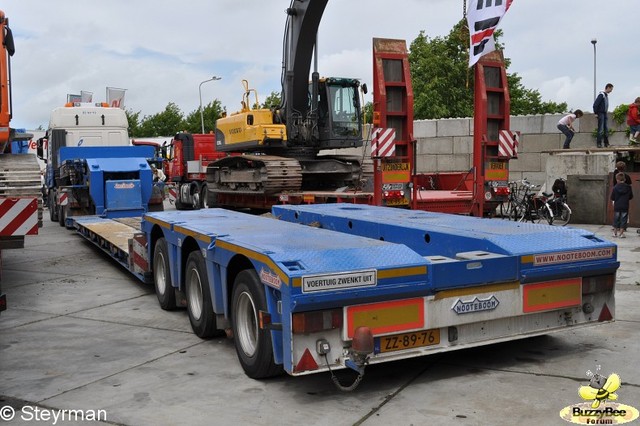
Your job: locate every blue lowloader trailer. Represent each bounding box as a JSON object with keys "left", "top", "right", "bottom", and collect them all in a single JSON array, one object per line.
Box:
[{"left": 69, "top": 204, "right": 618, "bottom": 389}]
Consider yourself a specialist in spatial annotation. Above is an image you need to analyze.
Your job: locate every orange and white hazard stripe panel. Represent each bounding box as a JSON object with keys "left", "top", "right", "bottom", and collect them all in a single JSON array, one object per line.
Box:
[
  {"left": 129, "top": 233, "right": 148, "bottom": 275},
  {"left": 371, "top": 128, "right": 396, "bottom": 158},
  {"left": 498, "top": 130, "right": 519, "bottom": 159},
  {"left": 0, "top": 198, "right": 38, "bottom": 236}
]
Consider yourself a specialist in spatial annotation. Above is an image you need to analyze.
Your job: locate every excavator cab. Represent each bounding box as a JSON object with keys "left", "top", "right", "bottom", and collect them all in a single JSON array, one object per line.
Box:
[{"left": 315, "top": 77, "right": 363, "bottom": 149}]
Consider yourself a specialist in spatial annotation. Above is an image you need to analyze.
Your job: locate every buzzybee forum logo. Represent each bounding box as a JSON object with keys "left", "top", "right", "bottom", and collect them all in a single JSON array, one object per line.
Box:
[{"left": 560, "top": 366, "right": 639, "bottom": 424}]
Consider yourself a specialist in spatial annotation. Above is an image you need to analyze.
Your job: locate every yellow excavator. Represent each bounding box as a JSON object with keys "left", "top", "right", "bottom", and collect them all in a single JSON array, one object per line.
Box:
[{"left": 207, "top": 0, "right": 366, "bottom": 199}]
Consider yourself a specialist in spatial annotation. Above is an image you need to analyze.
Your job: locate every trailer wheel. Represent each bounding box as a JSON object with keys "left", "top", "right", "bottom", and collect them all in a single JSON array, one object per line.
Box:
[
  {"left": 231, "top": 269, "right": 282, "bottom": 379},
  {"left": 153, "top": 238, "right": 176, "bottom": 310},
  {"left": 185, "top": 251, "right": 217, "bottom": 338}
]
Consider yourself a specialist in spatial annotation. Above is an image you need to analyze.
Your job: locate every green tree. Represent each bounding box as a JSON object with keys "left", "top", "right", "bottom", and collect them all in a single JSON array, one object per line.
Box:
[
  {"left": 363, "top": 101, "right": 373, "bottom": 124},
  {"left": 125, "top": 109, "right": 142, "bottom": 137},
  {"left": 409, "top": 20, "right": 566, "bottom": 119},
  {"left": 261, "top": 91, "right": 282, "bottom": 109},
  {"left": 183, "top": 100, "right": 225, "bottom": 134},
  {"left": 138, "top": 102, "right": 184, "bottom": 137}
]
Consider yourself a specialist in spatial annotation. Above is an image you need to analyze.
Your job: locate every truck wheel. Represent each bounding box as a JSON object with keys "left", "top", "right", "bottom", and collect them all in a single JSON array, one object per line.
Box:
[
  {"left": 231, "top": 269, "right": 282, "bottom": 379},
  {"left": 58, "top": 205, "right": 66, "bottom": 227},
  {"left": 153, "top": 238, "right": 176, "bottom": 310},
  {"left": 185, "top": 251, "right": 217, "bottom": 338},
  {"left": 49, "top": 195, "right": 58, "bottom": 222},
  {"left": 204, "top": 185, "right": 219, "bottom": 208},
  {"left": 200, "top": 184, "right": 209, "bottom": 209}
]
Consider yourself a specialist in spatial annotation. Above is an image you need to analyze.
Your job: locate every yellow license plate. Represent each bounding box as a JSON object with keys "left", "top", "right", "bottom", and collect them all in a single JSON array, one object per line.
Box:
[
  {"left": 385, "top": 198, "right": 409, "bottom": 206},
  {"left": 376, "top": 329, "right": 440, "bottom": 353}
]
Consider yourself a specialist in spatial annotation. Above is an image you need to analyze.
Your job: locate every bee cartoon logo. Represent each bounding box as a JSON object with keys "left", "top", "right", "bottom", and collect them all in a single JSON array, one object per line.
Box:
[
  {"left": 579, "top": 369, "right": 620, "bottom": 409},
  {"left": 559, "top": 366, "right": 639, "bottom": 424}
]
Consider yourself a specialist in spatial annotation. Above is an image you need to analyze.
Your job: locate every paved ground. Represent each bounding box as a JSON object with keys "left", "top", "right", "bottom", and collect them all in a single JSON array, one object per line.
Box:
[{"left": 1, "top": 211, "right": 639, "bottom": 426}]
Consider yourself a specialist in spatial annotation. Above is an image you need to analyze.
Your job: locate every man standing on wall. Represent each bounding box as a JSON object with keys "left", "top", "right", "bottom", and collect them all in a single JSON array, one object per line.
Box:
[{"left": 593, "top": 83, "right": 614, "bottom": 148}]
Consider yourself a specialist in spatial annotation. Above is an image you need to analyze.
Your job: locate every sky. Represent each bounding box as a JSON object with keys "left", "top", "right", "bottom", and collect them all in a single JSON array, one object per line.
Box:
[{"left": 4, "top": 0, "right": 638, "bottom": 131}]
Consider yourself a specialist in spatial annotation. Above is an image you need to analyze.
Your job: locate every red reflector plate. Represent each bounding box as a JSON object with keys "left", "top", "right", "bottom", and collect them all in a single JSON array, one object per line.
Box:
[
  {"left": 375, "top": 329, "right": 440, "bottom": 353},
  {"left": 523, "top": 278, "right": 582, "bottom": 313},
  {"left": 346, "top": 298, "right": 424, "bottom": 339}
]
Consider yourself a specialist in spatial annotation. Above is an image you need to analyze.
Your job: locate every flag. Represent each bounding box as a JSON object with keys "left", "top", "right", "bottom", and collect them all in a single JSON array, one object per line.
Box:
[
  {"left": 80, "top": 90, "right": 93, "bottom": 102},
  {"left": 106, "top": 87, "right": 127, "bottom": 109},
  {"left": 467, "top": 0, "right": 513, "bottom": 67}
]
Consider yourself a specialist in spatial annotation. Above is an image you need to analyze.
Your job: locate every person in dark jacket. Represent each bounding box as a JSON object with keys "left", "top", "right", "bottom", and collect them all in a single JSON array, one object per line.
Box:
[
  {"left": 593, "top": 83, "right": 614, "bottom": 148},
  {"left": 611, "top": 172, "right": 633, "bottom": 238}
]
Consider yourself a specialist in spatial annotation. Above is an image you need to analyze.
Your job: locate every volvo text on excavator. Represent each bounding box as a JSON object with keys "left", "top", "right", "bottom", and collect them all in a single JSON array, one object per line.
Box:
[{"left": 207, "top": 0, "right": 366, "bottom": 202}]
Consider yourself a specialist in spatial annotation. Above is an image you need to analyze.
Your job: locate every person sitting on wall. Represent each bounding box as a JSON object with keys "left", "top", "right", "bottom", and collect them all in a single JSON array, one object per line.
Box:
[{"left": 627, "top": 97, "right": 640, "bottom": 144}]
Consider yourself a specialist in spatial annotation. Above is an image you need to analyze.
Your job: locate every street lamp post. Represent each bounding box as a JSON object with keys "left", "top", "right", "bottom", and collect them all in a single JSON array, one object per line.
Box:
[
  {"left": 591, "top": 39, "right": 597, "bottom": 100},
  {"left": 199, "top": 76, "right": 221, "bottom": 134}
]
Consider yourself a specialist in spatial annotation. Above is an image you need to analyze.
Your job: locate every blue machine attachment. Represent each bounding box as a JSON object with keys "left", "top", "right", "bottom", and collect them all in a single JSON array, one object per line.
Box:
[{"left": 59, "top": 146, "right": 155, "bottom": 218}]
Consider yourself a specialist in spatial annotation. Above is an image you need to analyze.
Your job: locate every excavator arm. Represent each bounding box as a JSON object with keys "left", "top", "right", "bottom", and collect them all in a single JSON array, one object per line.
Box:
[
  {"left": 279, "top": 0, "right": 363, "bottom": 149},
  {"left": 281, "top": 0, "right": 327, "bottom": 138}
]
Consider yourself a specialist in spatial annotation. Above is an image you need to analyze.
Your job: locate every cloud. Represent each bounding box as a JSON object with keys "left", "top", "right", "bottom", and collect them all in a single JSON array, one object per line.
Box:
[{"left": 4, "top": 0, "right": 638, "bottom": 131}]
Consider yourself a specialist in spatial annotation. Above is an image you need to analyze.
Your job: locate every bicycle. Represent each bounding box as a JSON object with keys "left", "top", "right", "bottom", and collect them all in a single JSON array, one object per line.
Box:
[
  {"left": 499, "top": 181, "right": 526, "bottom": 221},
  {"left": 517, "top": 181, "right": 554, "bottom": 224},
  {"left": 546, "top": 178, "right": 572, "bottom": 226},
  {"left": 500, "top": 179, "right": 572, "bottom": 226}
]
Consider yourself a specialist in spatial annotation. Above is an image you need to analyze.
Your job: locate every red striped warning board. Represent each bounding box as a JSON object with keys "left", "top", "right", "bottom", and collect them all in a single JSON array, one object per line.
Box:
[
  {"left": 167, "top": 184, "right": 177, "bottom": 204},
  {"left": 371, "top": 128, "right": 396, "bottom": 157},
  {"left": 0, "top": 198, "right": 38, "bottom": 236},
  {"left": 129, "top": 233, "right": 149, "bottom": 276},
  {"left": 498, "top": 130, "right": 519, "bottom": 159}
]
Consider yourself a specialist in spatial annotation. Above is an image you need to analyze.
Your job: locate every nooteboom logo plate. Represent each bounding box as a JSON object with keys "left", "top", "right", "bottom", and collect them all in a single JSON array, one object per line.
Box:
[{"left": 452, "top": 295, "right": 499, "bottom": 314}]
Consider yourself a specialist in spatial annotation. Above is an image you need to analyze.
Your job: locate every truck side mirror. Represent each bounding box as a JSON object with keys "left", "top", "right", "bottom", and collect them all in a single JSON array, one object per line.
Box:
[{"left": 36, "top": 137, "right": 46, "bottom": 162}]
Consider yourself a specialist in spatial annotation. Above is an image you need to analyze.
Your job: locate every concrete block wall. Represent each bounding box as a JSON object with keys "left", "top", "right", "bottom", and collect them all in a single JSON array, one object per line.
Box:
[{"left": 414, "top": 112, "right": 629, "bottom": 186}]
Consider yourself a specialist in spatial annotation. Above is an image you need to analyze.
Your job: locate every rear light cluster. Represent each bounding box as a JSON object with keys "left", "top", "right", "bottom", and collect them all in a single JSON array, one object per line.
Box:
[
  {"left": 493, "top": 186, "right": 510, "bottom": 196},
  {"left": 582, "top": 274, "right": 615, "bottom": 295},
  {"left": 292, "top": 309, "right": 342, "bottom": 334},
  {"left": 383, "top": 190, "right": 405, "bottom": 199}
]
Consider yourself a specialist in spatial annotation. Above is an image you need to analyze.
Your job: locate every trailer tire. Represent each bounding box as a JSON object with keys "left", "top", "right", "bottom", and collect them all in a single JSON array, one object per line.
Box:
[
  {"left": 153, "top": 238, "right": 176, "bottom": 310},
  {"left": 185, "top": 251, "right": 217, "bottom": 338},
  {"left": 231, "top": 269, "right": 282, "bottom": 379}
]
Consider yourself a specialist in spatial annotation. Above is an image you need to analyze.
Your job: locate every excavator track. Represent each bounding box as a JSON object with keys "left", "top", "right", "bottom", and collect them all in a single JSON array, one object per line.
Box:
[{"left": 207, "top": 155, "right": 303, "bottom": 196}]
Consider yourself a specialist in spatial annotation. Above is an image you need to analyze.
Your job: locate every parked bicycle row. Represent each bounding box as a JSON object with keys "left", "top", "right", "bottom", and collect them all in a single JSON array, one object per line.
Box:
[{"left": 498, "top": 178, "right": 571, "bottom": 226}]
